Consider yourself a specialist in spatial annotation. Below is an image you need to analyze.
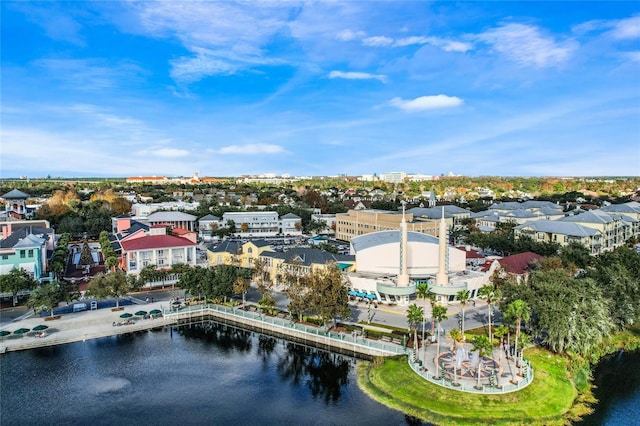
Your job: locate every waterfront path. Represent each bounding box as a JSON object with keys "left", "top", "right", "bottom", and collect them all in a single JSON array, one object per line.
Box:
[
  {"left": 0, "top": 299, "right": 532, "bottom": 394},
  {"left": 0, "top": 301, "right": 407, "bottom": 357},
  {"left": 0, "top": 301, "right": 175, "bottom": 353}
]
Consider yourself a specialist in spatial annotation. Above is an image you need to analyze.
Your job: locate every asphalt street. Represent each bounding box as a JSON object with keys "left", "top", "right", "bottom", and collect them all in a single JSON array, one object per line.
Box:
[{"left": 1, "top": 283, "right": 500, "bottom": 337}]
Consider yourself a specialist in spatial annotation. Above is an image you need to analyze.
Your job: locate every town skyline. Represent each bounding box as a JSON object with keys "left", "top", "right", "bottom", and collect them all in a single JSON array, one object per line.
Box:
[{"left": 2, "top": 1, "right": 639, "bottom": 178}]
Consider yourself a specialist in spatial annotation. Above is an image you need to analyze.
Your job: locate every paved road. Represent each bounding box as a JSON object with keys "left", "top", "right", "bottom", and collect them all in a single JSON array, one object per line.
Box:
[{"left": 2, "top": 283, "right": 501, "bottom": 337}]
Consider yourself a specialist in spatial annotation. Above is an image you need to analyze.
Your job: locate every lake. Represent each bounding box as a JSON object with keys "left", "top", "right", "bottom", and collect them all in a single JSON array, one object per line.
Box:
[
  {"left": 0, "top": 322, "right": 425, "bottom": 426},
  {"left": 1, "top": 322, "right": 637, "bottom": 425}
]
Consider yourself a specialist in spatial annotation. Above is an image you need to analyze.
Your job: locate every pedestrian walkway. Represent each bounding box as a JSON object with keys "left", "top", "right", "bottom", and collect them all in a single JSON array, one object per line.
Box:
[
  {"left": 0, "top": 300, "right": 175, "bottom": 353},
  {"left": 408, "top": 336, "right": 533, "bottom": 394}
]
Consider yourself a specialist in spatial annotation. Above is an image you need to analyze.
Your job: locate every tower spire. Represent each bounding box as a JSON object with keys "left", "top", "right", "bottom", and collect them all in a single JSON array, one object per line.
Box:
[
  {"left": 397, "top": 201, "right": 409, "bottom": 287},
  {"left": 436, "top": 206, "right": 449, "bottom": 285}
]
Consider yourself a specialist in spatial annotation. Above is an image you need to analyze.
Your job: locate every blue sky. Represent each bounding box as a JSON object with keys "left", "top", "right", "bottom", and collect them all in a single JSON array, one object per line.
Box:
[{"left": 2, "top": 1, "right": 639, "bottom": 178}]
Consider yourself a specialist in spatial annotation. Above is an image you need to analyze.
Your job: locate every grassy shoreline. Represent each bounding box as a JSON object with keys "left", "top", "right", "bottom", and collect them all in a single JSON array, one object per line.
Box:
[{"left": 358, "top": 326, "right": 640, "bottom": 425}]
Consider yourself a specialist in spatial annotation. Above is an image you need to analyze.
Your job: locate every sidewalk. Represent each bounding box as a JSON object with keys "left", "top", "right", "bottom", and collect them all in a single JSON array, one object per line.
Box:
[{"left": 0, "top": 301, "right": 174, "bottom": 353}]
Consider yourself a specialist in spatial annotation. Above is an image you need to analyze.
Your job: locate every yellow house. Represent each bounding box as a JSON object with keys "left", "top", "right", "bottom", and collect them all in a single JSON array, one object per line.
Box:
[
  {"left": 259, "top": 248, "right": 355, "bottom": 287},
  {"left": 206, "top": 239, "right": 274, "bottom": 267},
  {"left": 207, "top": 240, "right": 356, "bottom": 288}
]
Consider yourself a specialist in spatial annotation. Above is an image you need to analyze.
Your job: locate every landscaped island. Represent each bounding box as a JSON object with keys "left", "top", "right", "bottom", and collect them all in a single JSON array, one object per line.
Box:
[{"left": 358, "top": 327, "right": 640, "bottom": 425}]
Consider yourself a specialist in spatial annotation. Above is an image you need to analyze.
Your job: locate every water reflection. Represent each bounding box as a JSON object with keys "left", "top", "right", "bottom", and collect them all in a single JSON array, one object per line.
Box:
[
  {"left": 177, "top": 322, "right": 253, "bottom": 353},
  {"left": 278, "top": 342, "right": 351, "bottom": 404},
  {"left": 1, "top": 321, "right": 428, "bottom": 425},
  {"left": 179, "top": 322, "right": 352, "bottom": 404}
]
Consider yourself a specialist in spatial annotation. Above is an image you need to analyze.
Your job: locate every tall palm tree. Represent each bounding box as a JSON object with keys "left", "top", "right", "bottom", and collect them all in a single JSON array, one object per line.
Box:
[
  {"left": 433, "top": 305, "right": 448, "bottom": 379},
  {"left": 505, "top": 299, "right": 531, "bottom": 369},
  {"left": 470, "top": 334, "right": 493, "bottom": 389},
  {"left": 478, "top": 284, "right": 501, "bottom": 345},
  {"left": 448, "top": 328, "right": 462, "bottom": 386},
  {"left": 416, "top": 282, "right": 432, "bottom": 362},
  {"left": 456, "top": 289, "right": 470, "bottom": 340},
  {"left": 494, "top": 325, "right": 509, "bottom": 363},
  {"left": 406, "top": 303, "right": 424, "bottom": 361}
]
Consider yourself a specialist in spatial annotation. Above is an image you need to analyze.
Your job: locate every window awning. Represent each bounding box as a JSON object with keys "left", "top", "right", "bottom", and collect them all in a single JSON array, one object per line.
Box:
[{"left": 337, "top": 263, "right": 352, "bottom": 270}]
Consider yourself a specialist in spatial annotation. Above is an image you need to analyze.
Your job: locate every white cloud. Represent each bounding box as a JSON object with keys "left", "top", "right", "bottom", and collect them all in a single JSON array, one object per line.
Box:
[
  {"left": 129, "top": 2, "right": 291, "bottom": 83},
  {"left": 362, "top": 36, "right": 394, "bottom": 47},
  {"left": 153, "top": 148, "right": 190, "bottom": 158},
  {"left": 388, "top": 35, "right": 473, "bottom": 52},
  {"left": 393, "top": 36, "right": 430, "bottom": 47},
  {"left": 390, "top": 95, "right": 463, "bottom": 112},
  {"left": 34, "top": 58, "right": 142, "bottom": 89},
  {"left": 440, "top": 40, "right": 473, "bottom": 53},
  {"left": 574, "top": 15, "right": 640, "bottom": 40},
  {"left": 170, "top": 49, "right": 240, "bottom": 83},
  {"left": 336, "top": 29, "right": 365, "bottom": 41},
  {"left": 218, "top": 144, "right": 286, "bottom": 155},
  {"left": 328, "top": 71, "right": 387, "bottom": 83},
  {"left": 608, "top": 15, "right": 640, "bottom": 39},
  {"left": 476, "top": 23, "right": 575, "bottom": 67}
]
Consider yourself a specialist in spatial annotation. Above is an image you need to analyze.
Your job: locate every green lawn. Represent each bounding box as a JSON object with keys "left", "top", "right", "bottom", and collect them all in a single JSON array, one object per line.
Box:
[{"left": 358, "top": 346, "right": 577, "bottom": 425}]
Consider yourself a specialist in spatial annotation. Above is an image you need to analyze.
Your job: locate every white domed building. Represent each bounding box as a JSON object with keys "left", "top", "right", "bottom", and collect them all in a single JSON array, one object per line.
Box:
[{"left": 347, "top": 207, "right": 488, "bottom": 305}]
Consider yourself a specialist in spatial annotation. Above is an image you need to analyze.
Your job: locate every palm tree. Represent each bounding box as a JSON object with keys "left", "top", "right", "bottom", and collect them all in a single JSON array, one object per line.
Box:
[
  {"left": 416, "top": 282, "right": 432, "bottom": 362},
  {"left": 505, "top": 299, "right": 531, "bottom": 369},
  {"left": 433, "top": 305, "right": 448, "bottom": 379},
  {"left": 456, "top": 289, "right": 470, "bottom": 340},
  {"left": 448, "top": 328, "right": 462, "bottom": 386},
  {"left": 470, "top": 334, "right": 493, "bottom": 389},
  {"left": 478, "top": 284, "right": 501, "bottom": 345},
  {"left": 406, "top": 303, "right": 424, "bottom": 361},
  {"left": 494, "top": 325, "right": 509, "bottom": 363}
]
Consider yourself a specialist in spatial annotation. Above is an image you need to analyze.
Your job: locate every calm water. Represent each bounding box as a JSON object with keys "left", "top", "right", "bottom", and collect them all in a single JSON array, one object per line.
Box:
[
  {"left": 575, "top": 349, "right": 640, "bottom": 426},
  {"left": 0, "top": 323, "right": 424, "bottom": 426},
  {"left": 1, "top": 323, "right": 637, "bottom": 426}
]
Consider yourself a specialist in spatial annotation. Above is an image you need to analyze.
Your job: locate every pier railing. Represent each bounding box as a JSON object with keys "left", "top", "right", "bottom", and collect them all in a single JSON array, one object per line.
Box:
[{"left": 163, "top": 303, "right": 407, "bottom": 357}]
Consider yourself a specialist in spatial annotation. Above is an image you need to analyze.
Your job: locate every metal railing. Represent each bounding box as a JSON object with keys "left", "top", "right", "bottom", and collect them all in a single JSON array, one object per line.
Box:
[
  {"left": 164, "top": 303, "right": 407, "bottom": 356},
  {"left": 407, "top": 350, "right": 534, "bottom": 394}
]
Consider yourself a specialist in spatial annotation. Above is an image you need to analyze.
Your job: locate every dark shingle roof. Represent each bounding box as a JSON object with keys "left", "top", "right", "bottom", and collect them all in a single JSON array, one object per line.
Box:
[
  {"left": 1, "top": 189, "right": 30, "bottom": 199},
  {"left": 261, "top": 247, "right": 354, "bottom": 267},
  {"left": 247, "top": 239, "right": 272, "bottom": 248},
  {"left": 0, "top": 227, "right": 51, "bottom": 249},
  {"left": 209, "top": 240, "right": 241, "bottom": 254}
]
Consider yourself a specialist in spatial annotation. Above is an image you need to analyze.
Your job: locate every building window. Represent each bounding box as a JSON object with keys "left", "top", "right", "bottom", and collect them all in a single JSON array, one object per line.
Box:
[
  {"left": 28, "top": 249, "right": 34, "bottom": 258},
  {"left": 20, "top": 251, "right": 26, "bottom": 259},
  {"left": 1, "top": 255, "right": 8, "bottom": 260}
]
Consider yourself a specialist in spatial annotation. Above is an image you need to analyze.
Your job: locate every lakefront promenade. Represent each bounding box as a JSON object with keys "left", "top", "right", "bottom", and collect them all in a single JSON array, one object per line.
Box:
[
  {"left": 1, "top": 298, "right": 532, "bottom": 394},
  {"left": 0, "top": 300, "right": 406, "bottom": 357},
  {"left": 0, "top": 300, "right": 176, "bottom": 353}
]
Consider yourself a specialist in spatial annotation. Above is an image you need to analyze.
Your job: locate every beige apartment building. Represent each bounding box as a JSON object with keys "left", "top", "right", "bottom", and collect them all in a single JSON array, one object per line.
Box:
[{"left": 335, "top": 209, "right": 438, "bottom": 242}]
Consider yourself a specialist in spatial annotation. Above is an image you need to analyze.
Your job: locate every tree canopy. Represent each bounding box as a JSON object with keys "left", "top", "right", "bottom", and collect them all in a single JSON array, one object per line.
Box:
[{"left": 499, "top": 245, "right": 638, "bottom": 357}]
